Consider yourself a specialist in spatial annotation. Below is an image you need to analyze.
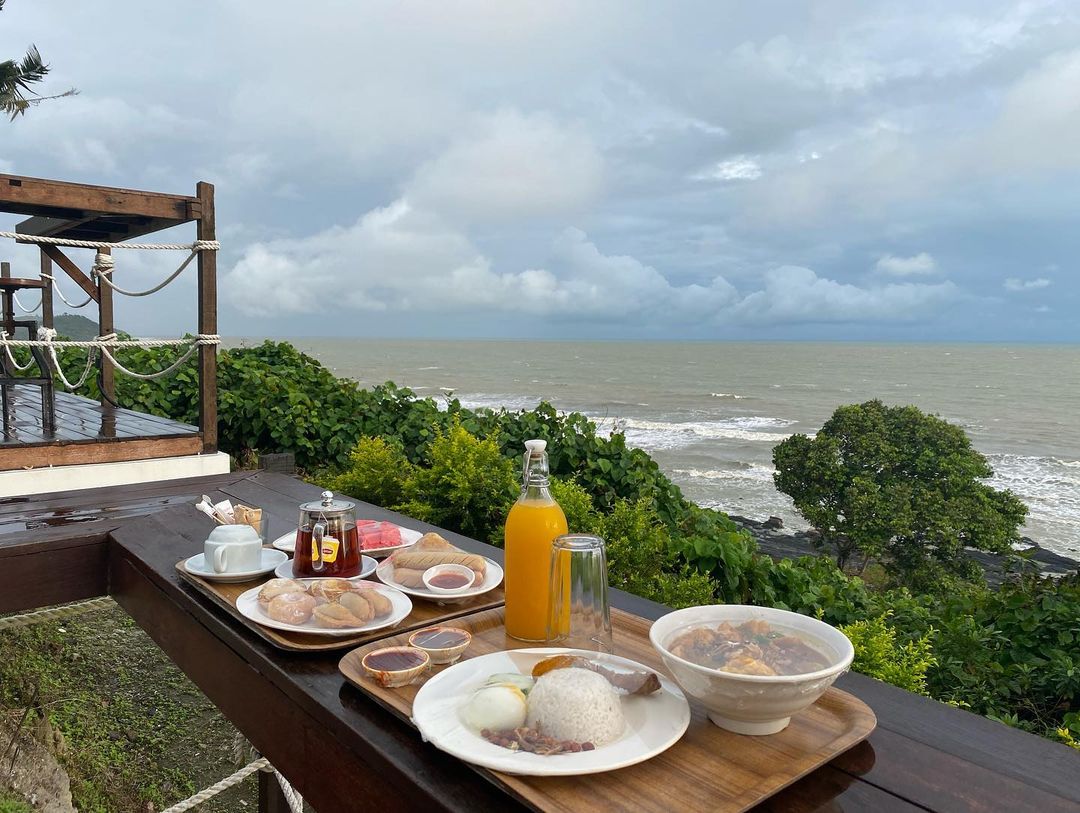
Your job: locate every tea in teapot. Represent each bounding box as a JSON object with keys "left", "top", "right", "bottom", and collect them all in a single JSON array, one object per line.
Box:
[{"left": 292, "top": 491, "right": 362, "bottom": 578}]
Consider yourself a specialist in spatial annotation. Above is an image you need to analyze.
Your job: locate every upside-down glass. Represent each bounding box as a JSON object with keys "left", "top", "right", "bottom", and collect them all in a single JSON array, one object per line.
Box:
[{"left": 545, "top": 534, "right": 613, "bottom": 653}]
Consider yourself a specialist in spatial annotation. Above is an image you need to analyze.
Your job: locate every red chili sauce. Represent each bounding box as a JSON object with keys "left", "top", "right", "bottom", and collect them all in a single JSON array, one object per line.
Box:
[
  {"left": 429, "top": 571, "right": 472, "bottom": 589},
  {"left": 363, "top": 649, "right": 426, "bottom": 671}
]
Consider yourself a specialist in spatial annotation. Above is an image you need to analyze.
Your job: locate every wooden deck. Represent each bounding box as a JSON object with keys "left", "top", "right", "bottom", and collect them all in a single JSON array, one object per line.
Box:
[
  {"left": 0, "top": 385, "right": 201, "bottom": 470},
  {"left": 1, "top": 471, "right": 1077, "bottom": 812}
]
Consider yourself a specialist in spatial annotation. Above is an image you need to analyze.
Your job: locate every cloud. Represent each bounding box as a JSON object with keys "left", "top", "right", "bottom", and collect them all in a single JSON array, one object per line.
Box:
[
  {"left": 735, "top": 266, "right": 958, "bottom": 324},
  {"left": 875, "top": 252, "right": 937, "bottom": 276},
  {"left": 1004, "top": 277, "right": 1051, "bottom": 291},
  {"left": 695, "top": 156, "right": 762, "bottom": 182},
  {"left": 407, "top": 110, "right": 603, "bottom": 223}
]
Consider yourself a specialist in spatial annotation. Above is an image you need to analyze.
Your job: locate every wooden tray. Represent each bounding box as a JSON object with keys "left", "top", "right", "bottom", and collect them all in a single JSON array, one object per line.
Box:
[
  {"left": 340, "top": 607, "right": 876, "bottom": 813},
  {"left": 175, "top": 559, "right": 505, "bottom": 652}
]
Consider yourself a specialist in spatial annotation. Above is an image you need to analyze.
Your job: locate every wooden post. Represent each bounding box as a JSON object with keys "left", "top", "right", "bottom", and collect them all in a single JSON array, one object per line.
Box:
[
  {"left": 258, "top": 770, "right": 292, "bottom": 813},
  {"left": 1, "top": 261, "right": 10, "bottom": 335},
  {"left": 39, "top": 251, "right": 53, "bottom": 330},
  {"left": 195, "top": 181, "right": 218, "bottom": 453},
  {"left": 96, "top": 248, "right": 114, "bottom": 403}
]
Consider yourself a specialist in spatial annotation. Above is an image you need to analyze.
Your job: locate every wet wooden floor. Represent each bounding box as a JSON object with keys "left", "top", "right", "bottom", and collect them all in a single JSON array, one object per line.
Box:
[{"left": 0, "top": 384, "right": 201, "bottom": 469}]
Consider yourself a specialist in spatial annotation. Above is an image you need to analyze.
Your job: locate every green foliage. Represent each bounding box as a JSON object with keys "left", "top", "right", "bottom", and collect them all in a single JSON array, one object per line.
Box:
[
  {"left": 548, "top": 477, "right": 599, "bottom": 534},
  {"left": 840, "top": 613, "right": 936, "bottom": 695},
  {"left": 773, "top": 400, "right": 1028, "bottom": 588},
  {"left": 0, "top": 791, "right": 34, "bottom": 813},
  {"left": 395, "top": 421, "right": 518, "bottom": 544},
  {"left": 891, "top": 575, "right": 1080, "bottom": 735},
  {"left": 325, "top": 436, "right": 412, "bottom": 508}
]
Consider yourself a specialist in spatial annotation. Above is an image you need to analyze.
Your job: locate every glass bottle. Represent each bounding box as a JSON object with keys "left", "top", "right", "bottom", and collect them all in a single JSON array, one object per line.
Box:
[{"left": 504, "top": 439, "right": 568, "bottom": 641}]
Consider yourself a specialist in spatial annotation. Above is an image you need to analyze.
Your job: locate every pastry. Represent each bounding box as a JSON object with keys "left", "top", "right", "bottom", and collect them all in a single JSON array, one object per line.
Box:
[
  {"left": 415, "top": 532, "right": 454, "bottom": 552},
  {"left": 391, "top": 551, "right": 486, "bottom": 580},
  {"left": 258, "top": 578, "right": 307, "bottom": 605},
  {"left": 266, "top": 592, "right": 316, "bottom": 625},
  {"left": 351, "top": 585, "right": 392, "bottom": 616},
  {"left": 338, "top": 591, "right": 375, "bottom": 622},
  {"left": 313, "top": 602, "right": 365, "bottom": 629},
  {"left": 309, "top": 579, "right": 355, "bottom": 604}
]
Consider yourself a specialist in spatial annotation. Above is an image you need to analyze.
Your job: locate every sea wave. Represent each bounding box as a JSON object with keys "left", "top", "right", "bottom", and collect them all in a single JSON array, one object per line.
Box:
[
  {"left": 987, "top": 453, "right": 1080, "bottom": 525},
  {"left": 674, "top": 464, "right": 777, "bottom": 483},
  {"left": 710, "top": 392, "right": 746, "bottom": 399},
  {"left": 458, "top": 393, "right": 545, "bottom": 412},
  {"left": 620, "top": 417, "right": 797, "bottom": 449}
]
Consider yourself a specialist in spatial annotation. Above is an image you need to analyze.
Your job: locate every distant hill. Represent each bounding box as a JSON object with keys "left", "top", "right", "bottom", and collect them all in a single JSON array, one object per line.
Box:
[{"left": 54, "top": 313, "right": 99, "bottom": 340}]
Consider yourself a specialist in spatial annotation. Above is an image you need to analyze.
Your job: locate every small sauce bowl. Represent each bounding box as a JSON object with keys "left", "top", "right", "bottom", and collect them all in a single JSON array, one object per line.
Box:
[
  {"left": 422, "top": 564, "right": 476, "bottom": 594},
  {"left": 408, "top": 626, "right": 473, "bottom": 664},
  {"left": 360, "top": 646, "right": 430, "bottom": 687}
]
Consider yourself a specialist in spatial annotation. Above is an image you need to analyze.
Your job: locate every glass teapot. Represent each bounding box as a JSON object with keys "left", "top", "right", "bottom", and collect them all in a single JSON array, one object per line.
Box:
[{"left": 292, "top": 491, "right": 362, "bottom": 578}]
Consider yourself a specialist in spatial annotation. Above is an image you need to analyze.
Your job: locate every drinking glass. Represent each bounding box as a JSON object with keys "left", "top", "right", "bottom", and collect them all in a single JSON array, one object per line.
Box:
[{"left": 545, "top": 534, "right": 613, "bottom": 653}]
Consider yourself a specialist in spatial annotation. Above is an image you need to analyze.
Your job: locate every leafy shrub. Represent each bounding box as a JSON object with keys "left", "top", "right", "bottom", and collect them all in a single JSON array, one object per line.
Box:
[
  {"left": 325, "top": 436, "right": 412, "bottom": 507},
  {"left": 395, "top": 421, "right": 518, "bottom": 544},
  {"left": 773, "top": 399, "right": 1028, "bottom": 588},
  {"left": 840, "top": 613, "right": 936, "bottom": 695}
]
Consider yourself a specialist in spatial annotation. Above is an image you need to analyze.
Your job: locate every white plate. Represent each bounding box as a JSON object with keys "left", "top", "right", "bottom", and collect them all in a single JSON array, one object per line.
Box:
[
  {"left": 235, "top": 579, "right": 412, "bottom": 637},
  {"left": 271, "top": 524, "right": 423, "bottom": 558},
  {"left": 273, "top": 555, "right": 377, "bottom": 581},
  {"left": 376, "top": 557, "right": 503, "bottom": 604},
  {"left": 412, "top": 648, "right": 690, "bottom": 776},
  {"left": 183, "top": 549, "right": 288, "bottom": 583}
]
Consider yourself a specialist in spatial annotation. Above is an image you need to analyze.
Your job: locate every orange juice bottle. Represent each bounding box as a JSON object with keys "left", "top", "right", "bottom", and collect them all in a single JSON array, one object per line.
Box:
[{"left": 504, "top": 439, "right": 568, "bottom": 641}]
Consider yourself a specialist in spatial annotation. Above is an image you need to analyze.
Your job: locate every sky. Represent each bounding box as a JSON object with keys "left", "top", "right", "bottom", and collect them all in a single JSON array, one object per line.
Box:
[{"left": 1, "top": 1, "right": 1078, "bottom": 341}]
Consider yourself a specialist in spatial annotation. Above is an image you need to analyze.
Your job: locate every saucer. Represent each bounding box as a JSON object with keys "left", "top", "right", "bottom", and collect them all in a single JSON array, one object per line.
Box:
[
  {"left": 273, "top": 555, "right": 377, "bottom": 581},
  {"left": 183, "top": 548, "right": 288, "bottom": 583}
]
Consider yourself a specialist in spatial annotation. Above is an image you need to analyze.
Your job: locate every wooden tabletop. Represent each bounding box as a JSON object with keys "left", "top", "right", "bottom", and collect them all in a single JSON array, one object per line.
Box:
[{"left": 2, "top": 470, "right": 1078, "bottom": 812}]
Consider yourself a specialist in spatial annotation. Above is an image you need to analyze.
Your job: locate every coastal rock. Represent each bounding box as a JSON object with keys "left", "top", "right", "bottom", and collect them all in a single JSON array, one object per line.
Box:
[
  {"left": 728, "top": 516, "right": 1079, "bottom": 587},
  {"left": 764, "top": 516, "right": 784, "bottom": 530}
]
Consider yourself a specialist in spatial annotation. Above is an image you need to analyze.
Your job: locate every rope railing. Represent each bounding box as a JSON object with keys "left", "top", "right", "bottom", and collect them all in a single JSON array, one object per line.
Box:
[
  {"left": 0, "top": 596, "right": 114, "bottom": 631},
  {"left": 0, "top": 232, "right": 219, "bottom": 252}
]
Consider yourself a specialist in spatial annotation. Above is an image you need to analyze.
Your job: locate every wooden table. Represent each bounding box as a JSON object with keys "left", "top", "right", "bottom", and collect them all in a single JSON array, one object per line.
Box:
[{"left": 2, "top": 470, "right": 1078, "bottom": 812}]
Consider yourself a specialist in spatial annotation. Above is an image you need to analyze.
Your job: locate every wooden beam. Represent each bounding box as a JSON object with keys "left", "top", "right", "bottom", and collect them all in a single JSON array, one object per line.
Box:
[
  {"left": 40, "top": 251, "right": 53, "bottom": 329},
  {"left": 0, "top": 435, "right": 202, "bottom": 470},
  {"left": 196, "top": 181, "right": 218, "bottom": 454},
  {"left": 97, "top": 247, "right": 114, "bottom": 401},
  {"left": 1, "top": 174, "right": 197, "bottom": 222},
  {"left": 40, "top": 245, "right": 99, "bottom": 304}
]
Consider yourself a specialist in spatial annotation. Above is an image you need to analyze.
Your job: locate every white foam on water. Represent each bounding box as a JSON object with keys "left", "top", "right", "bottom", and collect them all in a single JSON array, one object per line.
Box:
[
  {"left": 458, "top": 393, "right": 546, "bottom": 412},
  {"left": 620, "top": 417, "right": 797, "bottom": 449},
  {"left": 710, "top": 392, "right": 746, "bottom": 399},
  {"left": 674, "top": 464, "right": 777, "bottom": 483},
  {"left": 417, "top": 365, "right": 441, "bottom": 370},
  {"left": 987, "top": 454, "right": 1080, "bottom": 527}
]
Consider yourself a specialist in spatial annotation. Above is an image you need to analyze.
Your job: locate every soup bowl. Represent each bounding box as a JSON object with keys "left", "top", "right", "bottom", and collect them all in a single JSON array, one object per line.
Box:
[{"left": 650, "top": 604, "right": 854, "bottom": 735}]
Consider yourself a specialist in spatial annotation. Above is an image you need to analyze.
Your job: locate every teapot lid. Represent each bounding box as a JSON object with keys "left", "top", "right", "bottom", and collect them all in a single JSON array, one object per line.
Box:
[{"left": 299, "top": 490, "right": 355, "bottom": 515}]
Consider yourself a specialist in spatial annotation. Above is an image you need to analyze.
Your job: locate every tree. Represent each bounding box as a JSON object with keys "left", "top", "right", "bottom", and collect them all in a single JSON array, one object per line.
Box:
[
  {"left": 1, "top": 0, "right": 76, "bottom": 119},
  {"left": 773, "top": 400, "right": 1028, "bottom": 588}
]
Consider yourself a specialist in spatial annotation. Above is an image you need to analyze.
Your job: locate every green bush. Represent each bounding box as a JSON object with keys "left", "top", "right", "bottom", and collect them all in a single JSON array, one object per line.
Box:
[
  {"left": 840, "top": 613, "right": 936, "bottom": 695},
  {"left": 325, "top": 436, "right": 412, "bottom": 508},
  {"left": 395, "top": 421, "right": 518, "bottom": 545}
]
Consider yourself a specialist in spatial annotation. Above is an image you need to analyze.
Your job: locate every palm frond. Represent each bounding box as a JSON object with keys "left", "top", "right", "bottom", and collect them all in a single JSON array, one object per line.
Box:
[{"left": 0, "top": 45, "right": 53, "bottom": 120}]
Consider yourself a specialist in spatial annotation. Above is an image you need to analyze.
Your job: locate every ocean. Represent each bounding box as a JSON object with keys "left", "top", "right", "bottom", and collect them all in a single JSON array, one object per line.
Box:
[{"left": 249, "top": 339, "right": 1080, "bottom": 560}]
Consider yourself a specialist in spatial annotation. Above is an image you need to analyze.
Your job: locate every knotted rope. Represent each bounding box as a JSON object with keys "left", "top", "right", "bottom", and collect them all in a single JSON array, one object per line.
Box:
[
  {"left": 0, "top": 329, "right": 38, "bottom": 372},
  {"left": 0, "top": 329, "right": 221, "bottom": 389},
  {"left": 39, "top": 272, "right": 93, "bottom": 309},
  {"left": 0, "top": 597, "right": 114, "bottom": 632},
  {"left": 160, "top": 759, "right": 303, "bottom": 813},
  {"left": 0, "top": 232, "right": 219, "bottom": 252}
]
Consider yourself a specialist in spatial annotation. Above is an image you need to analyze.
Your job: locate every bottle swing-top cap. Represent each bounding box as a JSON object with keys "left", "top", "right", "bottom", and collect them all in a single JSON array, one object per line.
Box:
[
  {"left": 524, "top": 439, "right": 547, "bottom": 457},
  {"left": 522, "top": 439, "right": 550, "bottom": 487}
]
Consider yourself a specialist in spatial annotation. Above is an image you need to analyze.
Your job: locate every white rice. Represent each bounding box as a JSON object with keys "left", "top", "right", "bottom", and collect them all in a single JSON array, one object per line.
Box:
[{"left": 525, "top": 667, "right": 625, "bottom": 745}]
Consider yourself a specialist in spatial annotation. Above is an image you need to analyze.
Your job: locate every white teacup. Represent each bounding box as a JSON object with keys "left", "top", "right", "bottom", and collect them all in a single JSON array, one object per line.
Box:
[{"left": 205, "top": 524, "right": 263, "bottom": 574}]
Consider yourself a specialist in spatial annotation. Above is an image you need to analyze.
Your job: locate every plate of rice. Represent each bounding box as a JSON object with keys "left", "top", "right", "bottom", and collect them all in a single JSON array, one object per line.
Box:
[{"left": 411, "top": 648, "right": 691, "bottom": 776}]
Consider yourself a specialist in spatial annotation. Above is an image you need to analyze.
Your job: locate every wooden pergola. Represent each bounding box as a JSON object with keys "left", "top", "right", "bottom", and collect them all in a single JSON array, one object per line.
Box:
[{"left": 0, "top": 173, "right": 217, "bottom": 469}]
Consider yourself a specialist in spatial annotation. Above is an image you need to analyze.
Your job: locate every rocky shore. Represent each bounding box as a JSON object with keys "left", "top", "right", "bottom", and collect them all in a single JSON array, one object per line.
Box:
[{"left": 729, "top": 515, "right": 1079, "bottom": 587}]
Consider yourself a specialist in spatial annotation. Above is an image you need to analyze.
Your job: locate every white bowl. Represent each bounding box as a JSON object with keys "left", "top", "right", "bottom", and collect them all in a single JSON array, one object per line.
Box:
[
  {"left": 422, "top": 564, "right": 476, "bottom": 595},
  {"left": 649, "top": 605, "right": 854, "bottom": 735}
]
